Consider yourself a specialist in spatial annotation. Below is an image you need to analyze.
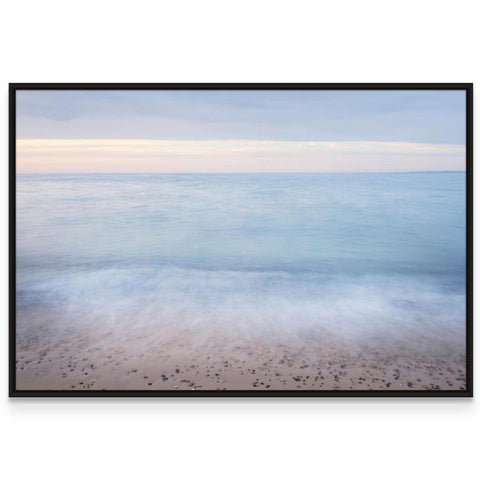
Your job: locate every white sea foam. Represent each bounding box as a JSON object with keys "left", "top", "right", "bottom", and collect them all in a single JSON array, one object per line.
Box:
[{"left": 17, "top": 266, "right": 466, "bottom": 350}]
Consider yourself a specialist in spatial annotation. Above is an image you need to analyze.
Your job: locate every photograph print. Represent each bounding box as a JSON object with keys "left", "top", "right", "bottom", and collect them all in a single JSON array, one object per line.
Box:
[{"left": 11, "top": 84, "right": 472, "bottom": 396}]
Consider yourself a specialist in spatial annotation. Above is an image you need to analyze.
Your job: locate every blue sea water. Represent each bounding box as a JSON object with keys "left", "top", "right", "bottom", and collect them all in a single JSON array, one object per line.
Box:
[{"left": 16, "top": 173, "right": 466, "bottom": 343}]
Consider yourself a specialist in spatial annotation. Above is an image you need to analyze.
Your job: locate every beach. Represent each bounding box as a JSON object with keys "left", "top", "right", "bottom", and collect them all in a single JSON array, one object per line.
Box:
[
  {"left": 16, "top": 301, "right": 466, "bottom": 391},
  {"left": 17, "top": 329, "right": 466, "bottom": 391}
]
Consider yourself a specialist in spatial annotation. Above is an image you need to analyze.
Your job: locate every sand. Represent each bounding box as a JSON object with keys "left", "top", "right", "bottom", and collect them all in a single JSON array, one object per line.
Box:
[{"left": 16, "top": 324, "right": 467, "bottom": 392}]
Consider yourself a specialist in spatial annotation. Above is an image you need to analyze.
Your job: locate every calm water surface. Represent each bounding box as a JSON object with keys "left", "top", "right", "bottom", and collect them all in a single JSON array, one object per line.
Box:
[{"left": 16, "top": 173, "right": 466, "bottom": 341}]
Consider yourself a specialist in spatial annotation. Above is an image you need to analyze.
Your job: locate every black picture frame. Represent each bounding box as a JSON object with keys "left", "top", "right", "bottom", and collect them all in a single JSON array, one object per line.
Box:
[{"left": 9, "top": 83, "right": 473, "bottom": 398}]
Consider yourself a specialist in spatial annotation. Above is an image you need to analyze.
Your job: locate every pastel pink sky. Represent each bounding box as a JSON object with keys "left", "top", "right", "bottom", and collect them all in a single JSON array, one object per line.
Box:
[{"left": 17, "top": 138, "right": 466, "bottom": 173}]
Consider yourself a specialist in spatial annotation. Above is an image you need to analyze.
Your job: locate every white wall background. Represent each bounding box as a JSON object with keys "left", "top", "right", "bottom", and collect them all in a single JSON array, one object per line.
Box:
[{"left": 1, "top": 1, "right": 477, "bottom": 479}]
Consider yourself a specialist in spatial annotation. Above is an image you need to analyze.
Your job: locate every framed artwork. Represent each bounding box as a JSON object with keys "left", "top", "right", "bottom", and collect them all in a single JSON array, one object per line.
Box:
[{"left": 9, "top": 83, "right": 473, "bottom": 397}]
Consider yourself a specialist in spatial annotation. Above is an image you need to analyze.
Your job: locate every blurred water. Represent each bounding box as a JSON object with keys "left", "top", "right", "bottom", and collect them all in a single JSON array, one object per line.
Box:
[{"left": 16, "top": 173, "right": 466, "bottom": 343}]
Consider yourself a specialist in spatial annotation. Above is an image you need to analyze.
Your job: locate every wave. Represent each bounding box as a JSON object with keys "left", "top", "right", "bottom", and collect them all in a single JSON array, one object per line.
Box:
[{"left": 17, "top": 266, "right": 466, "bottom": 350}]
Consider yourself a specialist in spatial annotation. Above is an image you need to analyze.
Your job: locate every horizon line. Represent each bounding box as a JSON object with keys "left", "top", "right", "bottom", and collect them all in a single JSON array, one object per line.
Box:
[{"left": 17, "top": 170, "right": 466, "bottom": 175}]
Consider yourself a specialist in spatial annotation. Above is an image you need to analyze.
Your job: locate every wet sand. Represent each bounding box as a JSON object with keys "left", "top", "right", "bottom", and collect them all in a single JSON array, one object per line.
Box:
[{"left": 16, "top": 325, "right": 466, "bottom": 392}]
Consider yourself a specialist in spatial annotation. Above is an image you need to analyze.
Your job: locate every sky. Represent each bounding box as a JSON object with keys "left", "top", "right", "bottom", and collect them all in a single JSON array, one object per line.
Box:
[{"left": 16, "top": 90, "right": 466, "bottom": 173}]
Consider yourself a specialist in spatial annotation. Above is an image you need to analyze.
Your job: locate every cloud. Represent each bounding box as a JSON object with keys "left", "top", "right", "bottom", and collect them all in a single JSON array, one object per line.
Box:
[{"left": 16, "top": 90, "right": 466, "bottom": 144}]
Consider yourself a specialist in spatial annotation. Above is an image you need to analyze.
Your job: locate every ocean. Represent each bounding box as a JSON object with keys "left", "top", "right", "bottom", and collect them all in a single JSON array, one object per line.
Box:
[{"left": 16, "top": 172, "right": 466, "bottom": 351}]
